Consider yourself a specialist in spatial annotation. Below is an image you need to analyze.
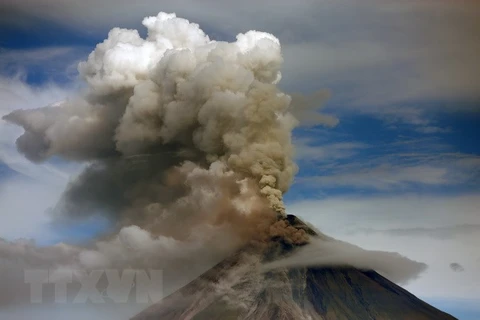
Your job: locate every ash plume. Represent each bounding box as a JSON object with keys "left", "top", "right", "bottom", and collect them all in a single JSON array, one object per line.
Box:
[
  {"left": 0, "top": 12, "right": 428, "bottom": 314},
  {"left": 3, "top": 12, "right": 311, "bottom": 216},
  {"left": 0, "top": 12, "right": 317, "bottom": 304}
]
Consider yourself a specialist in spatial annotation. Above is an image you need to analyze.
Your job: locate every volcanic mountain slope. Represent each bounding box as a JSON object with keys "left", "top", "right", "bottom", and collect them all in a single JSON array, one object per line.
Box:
[{"left": 132, "top": 215, "right": 457, "bottom": 320}]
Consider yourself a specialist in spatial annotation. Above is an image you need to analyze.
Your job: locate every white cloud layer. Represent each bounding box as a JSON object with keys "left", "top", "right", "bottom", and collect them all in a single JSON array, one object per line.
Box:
[
  {"left": 263, "top": 236, "right": 427, "bottom": 285},
  {"left": 294, "top": 137, "right": 368, "bottom": 162},
  {"left": 302, "top": 164, "right": 449, "bottom": 190},
  {"left": 287, "top": 193, "right": 480, "bottom": 300},
  {"left": 293, "top": 134, "right": 480, "bottom": 192},
  {"left": 1, "top": 0, "right": 479, "bottom": 110}
]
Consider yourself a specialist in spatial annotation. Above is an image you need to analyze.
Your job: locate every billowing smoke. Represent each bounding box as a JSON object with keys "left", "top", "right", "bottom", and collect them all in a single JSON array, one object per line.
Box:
[
  {"left": 0, "top": 12, "right": 319, "bottom": 307},
  {"left": 1, "top": 12, "right": 426, "bottom": 315},
  {"left": 3, "top": 12, "right": 307, "bottom": 217}
]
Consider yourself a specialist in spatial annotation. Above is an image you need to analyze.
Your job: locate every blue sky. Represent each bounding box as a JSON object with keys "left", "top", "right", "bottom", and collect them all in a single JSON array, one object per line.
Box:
[{"left": 0, "top": 1, "right": 479, "bottom": 319}]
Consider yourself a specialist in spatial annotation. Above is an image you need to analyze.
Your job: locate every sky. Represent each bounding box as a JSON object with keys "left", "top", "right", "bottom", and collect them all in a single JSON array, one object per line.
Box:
[{"left": 0, "top": 0, "right": 479, "bottom": 319}]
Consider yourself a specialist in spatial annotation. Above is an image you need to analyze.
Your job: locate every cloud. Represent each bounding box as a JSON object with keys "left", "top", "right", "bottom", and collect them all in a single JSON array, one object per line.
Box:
[
  {"left": 353, "top": 224, "right": 480, "bottom": 240},
  {"left": 0, "top": 16, "right": 338, "bottom": 317},
  {"left": 294, "top": 144, "right": 480, "bottom": 192},
  {"left": 1, "top": 0, "right": 479, "bottom": 108},
  {"left": 279, "top": 1, "right": 480, "bottom": 108},
  {"left": 450, "top": 263, "right": 465, "bottom": 273},
  {"left": 0, "top": 76, "right": 77, "bottom": 183},
  {"left": 0, "top": 76, "right": 72, "bottom": 113},
  {"left": 288, "top": 90, "right": 338, "bottom": 127},
  {"left": 287, "top": 193, "right": 480, "bottom": 233},
  {"left": 263, "top": 236, "right": 427, "bottom": 285},
  {"left": 0, "top": 47, "right": 91, "bottom": 88},
  {"left": 375, "top": 106, "right": 451, "bottom": 134},
  {"left": 293, "top": 137, "right": 368, "bottom": 162},
  {"left": 0, "top": 77, "right": 85, "bottom": 249},
  {"left": 0, "top": 47, "right": 73, "bottom": 63},
  {"left": 0, "top": 2, "right": 478, "bottom": 314},
  {"left": 415, "top": 126, "right": 451, "bottom": 134},
  {"left": 286, "top": 193, "right": 480, "bottom": 299},
  {"left": 0, "top": 76, "right": 81, "bottom": 245},
  {"left": 0, "top": 46, "right": 85, "bottom": 73},
  {"left": 300, "top": 164, "right": 449, "bottom": 190}
]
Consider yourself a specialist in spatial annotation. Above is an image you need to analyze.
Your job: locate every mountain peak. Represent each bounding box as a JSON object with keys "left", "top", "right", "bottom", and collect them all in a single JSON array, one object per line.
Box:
[{"left": 132, "top": 215, "right": 457, "bottom": 320}]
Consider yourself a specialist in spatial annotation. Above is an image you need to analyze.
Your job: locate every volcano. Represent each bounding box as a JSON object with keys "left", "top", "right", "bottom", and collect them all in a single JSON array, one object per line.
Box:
[{"left": 131, "top": 215, "right": 456, "bottom": 320}]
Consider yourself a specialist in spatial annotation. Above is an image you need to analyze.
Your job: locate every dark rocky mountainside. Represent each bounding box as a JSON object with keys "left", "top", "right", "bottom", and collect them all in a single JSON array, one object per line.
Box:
[{"left": 132, "top": 215, "right": 457, "bottom": 320}]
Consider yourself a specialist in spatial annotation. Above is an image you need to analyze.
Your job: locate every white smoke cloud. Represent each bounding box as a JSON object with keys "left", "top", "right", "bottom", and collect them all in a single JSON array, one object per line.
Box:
[{"left": 262, "top": 236, "right": 427, "bottom": 285}]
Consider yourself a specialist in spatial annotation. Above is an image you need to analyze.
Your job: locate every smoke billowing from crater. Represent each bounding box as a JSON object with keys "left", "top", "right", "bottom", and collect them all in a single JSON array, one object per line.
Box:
[
  {"left": 3, "top": 12, "right": 315, "bottom": 217},
  {"left": 1, "top": 12, "right": 320, "bottom": 302},
  {"left": 1, "top": 12, "right": 427, "bottom": 311}
]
